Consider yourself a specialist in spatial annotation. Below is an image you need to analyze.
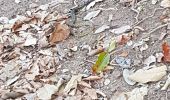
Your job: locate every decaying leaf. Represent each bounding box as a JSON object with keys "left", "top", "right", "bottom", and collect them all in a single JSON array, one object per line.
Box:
[
  {"left": 92, "top": 51, "right": 110, "bottom": 73},
  {"left": 111, "top": 86, "right": 148, "bottom": 100},
  {"left": 64, "top": 74, "right": 83, "bottom": 95},
  {"left": 94, "top": 25, "right": 110, "bottom": 34},
  {"left": 162, "top": 42, "right": 170, "bottom": 62},
  {"left": 36, "top": 84, "right": 58, "bottom": 100},
  {"left": 49, "top": 22, "right": 70, "bottom": 45},
  {"left": 114, "top": 33, "right": 132, "bottom": 45},
  {"left": 129, "top": 65, "right": 167, "bottom": 83},
  {"left": 83, "top": 10, "right": 101, "bottom": 21},
  {"left": 110, "top": 25, "right": 131, "bottom": 35}
]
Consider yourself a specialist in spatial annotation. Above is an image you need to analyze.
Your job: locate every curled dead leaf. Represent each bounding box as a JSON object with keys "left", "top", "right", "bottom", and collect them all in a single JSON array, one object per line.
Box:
[{"left": 49, "top": 22, "right": 70, "bottom": 45}]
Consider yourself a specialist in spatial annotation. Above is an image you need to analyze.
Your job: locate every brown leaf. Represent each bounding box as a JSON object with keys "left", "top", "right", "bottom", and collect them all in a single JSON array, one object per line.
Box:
[
  {"left": 12, "top": 17, "right": 35, "bottom": 33},
  {"left": 49, "top": 22, "right": 70, "bottom": 45},
  {"left": 12, "top": 20, "right": 24, "bottom": 32},
  {"left": 119, "top": 35, "right": 129, "bottom": 45},
  {"left": 162, "top": 42, "right": 170, "bottom": 62}
]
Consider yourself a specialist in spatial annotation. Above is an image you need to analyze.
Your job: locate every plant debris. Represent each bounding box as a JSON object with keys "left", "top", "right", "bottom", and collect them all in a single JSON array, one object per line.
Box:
[
  {"left": 162, "top": 42, "right": 170, "bottom": 62},
  {"left": 1, "top": 0, "right": 170, "bottom": 99},
  {"left": 49, "top": 22, "right": 70, "bottom": 45},
  {"left": 83, "top": 10, "right": 101, "bottom": 21}
]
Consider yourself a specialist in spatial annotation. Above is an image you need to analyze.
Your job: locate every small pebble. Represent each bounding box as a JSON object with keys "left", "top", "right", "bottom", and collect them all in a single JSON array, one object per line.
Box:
[
  {"left": 134, "top": 28, "right": 140, "bottom": 35},
  {"left": 104, "top": 79, "right": 110, "bottom": 86}
]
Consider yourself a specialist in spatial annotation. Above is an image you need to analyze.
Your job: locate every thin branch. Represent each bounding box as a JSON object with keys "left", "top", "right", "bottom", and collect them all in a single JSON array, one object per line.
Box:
[{"left": 133, "top": 8, "right": 165, "bottom": 27}]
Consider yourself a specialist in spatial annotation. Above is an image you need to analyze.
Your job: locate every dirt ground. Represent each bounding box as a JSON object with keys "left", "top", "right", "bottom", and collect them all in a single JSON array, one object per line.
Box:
[{"left": 0, "top": 0, "right": 170, "bottom": 100}]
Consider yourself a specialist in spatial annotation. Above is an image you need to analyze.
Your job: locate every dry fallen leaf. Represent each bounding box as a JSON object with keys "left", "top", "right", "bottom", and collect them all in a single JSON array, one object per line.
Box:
[
  {"left": 162, "top": 42, "right": 170, "bottom": 62},
  {"left": 129, "top": 65, "right": 167, "bottom": 83},
  {"left": 83, "top": 10, "right": 101, "bottom": 21},
  {"left": 36, "top": 84, "right": 58, "bottom": 100},
  {"left": 64, "top": 74, "right": 83, "bottom": 95},
  {"left": 49, "top": 22, "right": 70, "bottom": 45},
  {"left": 94, "top": 25, "right": 110, "bottom": 34},
  {"left": 12, "top": 17, "right": 34, "bottom": 32},
  {"left": 110, "top": 25, "right": 131, "bottom": 35}
]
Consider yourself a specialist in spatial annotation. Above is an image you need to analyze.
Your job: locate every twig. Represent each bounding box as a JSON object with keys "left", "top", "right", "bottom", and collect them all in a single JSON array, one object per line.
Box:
[
  {"left": 148, "top": 23, "right": 168, "bottom": 34},
  {"left": 133, "top": 8, "right": 165, "bottom": 27},
  {"left": 131, "top": 0, "right": 140, "bottom": 22},
  {"left": 97, "top": 7, "right": 117, "bottom": 11}
]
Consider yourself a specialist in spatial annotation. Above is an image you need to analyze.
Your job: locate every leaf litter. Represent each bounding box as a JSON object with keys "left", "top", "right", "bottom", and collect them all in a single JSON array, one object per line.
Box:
[{"left": 1, "top": 0, "right": 170, "bottom": 99}]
